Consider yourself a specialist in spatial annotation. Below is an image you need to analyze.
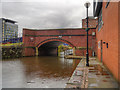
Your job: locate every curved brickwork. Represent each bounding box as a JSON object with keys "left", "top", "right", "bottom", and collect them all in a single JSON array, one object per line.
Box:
[
  {"left": 23, "top": 28, "right": 96, "bottom": 56},
  {"left": 37, "top": 38, "right": 75, "bottom": 48}
]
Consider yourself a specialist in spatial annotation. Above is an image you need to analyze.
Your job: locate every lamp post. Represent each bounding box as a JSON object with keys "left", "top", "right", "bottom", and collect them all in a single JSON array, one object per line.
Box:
[{"left": 84, "top": 1, "right": 91, "bottom": 67}]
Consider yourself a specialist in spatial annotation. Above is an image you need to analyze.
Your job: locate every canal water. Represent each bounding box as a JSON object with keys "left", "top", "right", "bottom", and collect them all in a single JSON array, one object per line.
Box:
[{"left": 2, "top": 56, "right": 80, "bottom": 88}]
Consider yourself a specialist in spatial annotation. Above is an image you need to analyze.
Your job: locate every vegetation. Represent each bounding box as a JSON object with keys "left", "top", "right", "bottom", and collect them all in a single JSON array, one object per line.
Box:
[
  {"left": 1, "top": 43, "right": 23, "bottom": 59},
  {"left": 2, "top": 47, "right": 23, "bottom": 59},
  {"left": 75, "top": 47, "right": 91, "bottom": 50},
  {"left": 58, "top": 44, "right": 72, "bottom": 56},
  {"left": 0, "top": 42, "right": 23, "bottom": 47}
]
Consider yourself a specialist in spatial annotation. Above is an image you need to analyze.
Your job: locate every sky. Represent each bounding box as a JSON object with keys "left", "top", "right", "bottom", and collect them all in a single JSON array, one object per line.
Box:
[{"left": 0, "top": 0, "right": 94, "bottom": 36}]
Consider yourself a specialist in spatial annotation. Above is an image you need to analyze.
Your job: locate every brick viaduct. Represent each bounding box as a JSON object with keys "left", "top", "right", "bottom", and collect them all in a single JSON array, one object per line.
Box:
[{"left": 23, "top": 28, "right": 96, "bottom": 56}]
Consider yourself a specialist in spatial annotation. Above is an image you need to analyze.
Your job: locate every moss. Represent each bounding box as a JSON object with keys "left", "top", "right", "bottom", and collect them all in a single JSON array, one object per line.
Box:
[
  {"left": 2, "top": 46, "right": 23, "bottom": 59},
  {"left": 75, "top": 47, "right": 92, "bottom": 50}
]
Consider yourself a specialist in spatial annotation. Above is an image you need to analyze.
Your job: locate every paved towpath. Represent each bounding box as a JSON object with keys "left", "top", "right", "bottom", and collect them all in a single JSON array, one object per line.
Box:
[{"left": 66, "top": 57, "right": 119, "bottom": 88}]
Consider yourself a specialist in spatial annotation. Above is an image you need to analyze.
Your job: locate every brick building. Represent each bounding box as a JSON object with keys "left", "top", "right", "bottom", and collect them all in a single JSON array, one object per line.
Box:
[
  {"left": 82, "top": 16, "right": 98, "bottom": 28},
  {"left": 93, "top": 0, "right": 120, "bottom": 82}
]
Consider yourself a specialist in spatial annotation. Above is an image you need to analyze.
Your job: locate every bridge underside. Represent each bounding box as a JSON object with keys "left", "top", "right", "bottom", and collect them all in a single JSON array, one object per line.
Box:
[{"left": 38, "top": 41, "right": 64, "bottom": 56}]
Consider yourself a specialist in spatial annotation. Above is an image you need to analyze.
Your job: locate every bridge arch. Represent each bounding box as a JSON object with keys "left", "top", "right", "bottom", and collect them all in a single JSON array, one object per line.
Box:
[
  {"left": 36, "top": 38, "right": 75, "bottom": 48},
  {"left": 36, "top": 38, "right": 75, "bottom": 56}
]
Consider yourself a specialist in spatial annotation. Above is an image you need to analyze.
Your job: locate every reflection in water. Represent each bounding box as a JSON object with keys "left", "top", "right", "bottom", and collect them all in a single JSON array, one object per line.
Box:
[{"left": 2, "top": 56, "right": 80, "bottom": 88}]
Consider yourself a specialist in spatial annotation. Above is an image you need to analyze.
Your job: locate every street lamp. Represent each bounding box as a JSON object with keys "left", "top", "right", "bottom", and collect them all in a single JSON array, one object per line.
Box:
[{"left": 84, "top": 1, "right": 91, "bottom": 67}]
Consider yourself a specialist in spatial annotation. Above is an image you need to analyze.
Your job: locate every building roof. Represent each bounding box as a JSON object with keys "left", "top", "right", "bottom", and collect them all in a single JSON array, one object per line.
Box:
[
  {"left": 23, "top": 27, "right": 96, "bottom": 31},
  {"left": 88, "top": 16, "right": 96, "bottom": 19},
  {"left": 82, "top": 16, "right": 98, "bottom": 20},
  {"left": 1, "top": 18, "right": 17, "bottom": 24}
]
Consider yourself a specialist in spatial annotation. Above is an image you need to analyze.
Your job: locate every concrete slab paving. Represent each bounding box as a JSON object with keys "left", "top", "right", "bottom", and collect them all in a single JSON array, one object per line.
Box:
[
  {"left": 88, "top": 58, "right": 118, "bottom": 88},
  {"left": 65, "top": 57, "right": 119, "bottom": 89}
]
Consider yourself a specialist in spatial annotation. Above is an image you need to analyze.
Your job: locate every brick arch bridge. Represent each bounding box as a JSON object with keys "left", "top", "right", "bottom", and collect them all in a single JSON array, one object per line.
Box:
[
  {"left": 37, "top": 38, "right": 75, "bottom": 48},
  {"left": 23, "top": 28, "right": 96, "bottom": 56}
]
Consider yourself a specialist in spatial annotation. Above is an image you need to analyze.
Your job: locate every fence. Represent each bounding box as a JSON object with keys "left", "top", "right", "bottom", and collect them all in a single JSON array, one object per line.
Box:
[{"left": 2, "top": 37, "right": 22, "bottom": 44}]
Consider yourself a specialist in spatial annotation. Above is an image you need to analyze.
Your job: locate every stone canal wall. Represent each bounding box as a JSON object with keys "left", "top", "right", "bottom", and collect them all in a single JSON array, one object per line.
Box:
[{"left": 2, "top": 46, "right": 23, "bottom": 59}]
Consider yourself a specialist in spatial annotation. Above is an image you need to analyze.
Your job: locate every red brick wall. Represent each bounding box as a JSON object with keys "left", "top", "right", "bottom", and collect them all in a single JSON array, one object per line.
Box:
[
  {"left": 23, "top": 48, "right": 35, "bottom": 56},
  {"left": 96, "top": 2, "right": 119, "bottom": 81},
  {"left": 75, "top": 49, "right": 92, "bottom": 56},
  {"left": 23, "top": 28, "right": 96, "bottom": 57},
  {"left": 118, "top": 1, "right": 120, "bottom": 83},
  {"left": 82, "top": 18, "right": 98, "bottom": 28}
]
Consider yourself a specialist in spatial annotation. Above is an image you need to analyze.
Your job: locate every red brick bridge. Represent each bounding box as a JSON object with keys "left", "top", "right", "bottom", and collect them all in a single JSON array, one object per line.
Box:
[{"left": 23, "top": 28, "right": 96, "bottom": 56}]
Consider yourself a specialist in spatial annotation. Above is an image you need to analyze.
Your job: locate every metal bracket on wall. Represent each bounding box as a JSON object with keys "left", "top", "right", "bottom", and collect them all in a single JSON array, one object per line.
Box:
[{"left": 85, "top": 28, "right": 90, "bottom": 32}]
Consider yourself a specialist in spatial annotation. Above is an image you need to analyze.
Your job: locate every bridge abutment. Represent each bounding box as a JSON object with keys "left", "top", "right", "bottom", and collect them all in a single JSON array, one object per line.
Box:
[{"left": 36, "top": 47, "right": 38, "bottom": 56}]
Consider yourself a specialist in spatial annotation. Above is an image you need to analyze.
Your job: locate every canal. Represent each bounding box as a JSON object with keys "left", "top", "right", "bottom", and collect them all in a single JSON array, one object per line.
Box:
[{"left": 2, "top": 56, "right": 80, "bottom": 88}]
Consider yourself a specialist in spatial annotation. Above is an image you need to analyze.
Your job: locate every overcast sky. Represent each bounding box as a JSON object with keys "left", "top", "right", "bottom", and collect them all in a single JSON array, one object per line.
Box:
[{"left": 1, "top": 0, "right": 94, "bottom": 36}]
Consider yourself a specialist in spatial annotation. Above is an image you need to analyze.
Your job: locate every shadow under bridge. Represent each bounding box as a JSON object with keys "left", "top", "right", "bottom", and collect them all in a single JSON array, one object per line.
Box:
[{"left": 38, "top": 41, "right": 65, "bottom": 56}]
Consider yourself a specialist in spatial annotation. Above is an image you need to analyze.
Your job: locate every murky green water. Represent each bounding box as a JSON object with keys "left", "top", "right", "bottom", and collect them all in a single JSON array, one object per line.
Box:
[{"left": 2, "top": 56, "right": 80, "bottom": 88}]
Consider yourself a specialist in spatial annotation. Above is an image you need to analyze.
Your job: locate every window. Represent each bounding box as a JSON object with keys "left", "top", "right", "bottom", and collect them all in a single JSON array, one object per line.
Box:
[
  {"left": 98, "top": 9, "right": 103, "bottom": 31},
  {"left": 105, "top": 0, "right": 110, "bottom": 8}
]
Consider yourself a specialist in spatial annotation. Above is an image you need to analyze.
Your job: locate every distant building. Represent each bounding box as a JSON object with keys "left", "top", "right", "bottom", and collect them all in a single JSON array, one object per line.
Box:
[
  {"left": 0, "top": 18, "right": 18, "bottom": 41},
  {"left": 82, "top": 16, "right": 98, "bottom": 28}
]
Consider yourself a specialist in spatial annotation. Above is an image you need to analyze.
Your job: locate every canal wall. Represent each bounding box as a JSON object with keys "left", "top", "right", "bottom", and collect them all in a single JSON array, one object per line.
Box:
[{"left": 2, "top": 46, "right": 23, "bottom": 59}]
